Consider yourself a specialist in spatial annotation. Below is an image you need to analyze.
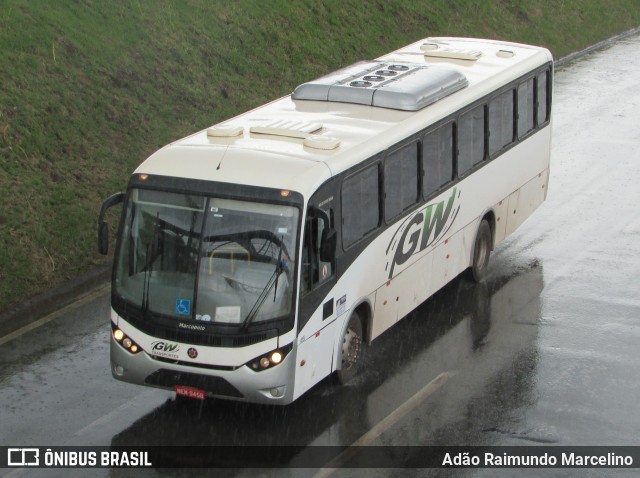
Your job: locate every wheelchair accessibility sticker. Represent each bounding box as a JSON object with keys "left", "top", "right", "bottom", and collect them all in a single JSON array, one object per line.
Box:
[{"left": 175, "top": 299, "right": 191, "bottom": 316}]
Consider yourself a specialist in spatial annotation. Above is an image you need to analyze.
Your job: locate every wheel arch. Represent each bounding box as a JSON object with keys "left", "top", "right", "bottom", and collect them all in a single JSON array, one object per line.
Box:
[
  {"left": 479, "top": 209, "right": 496, "bottom": 251},
  {"left": 333, "top": 297, "right": 372, "bottom": 373},
  {"left": 353, "top": 300, "right": 373, "bottom": 344},
  {"left": 468, "top": 210, "right": 495, "bottom": 282}
]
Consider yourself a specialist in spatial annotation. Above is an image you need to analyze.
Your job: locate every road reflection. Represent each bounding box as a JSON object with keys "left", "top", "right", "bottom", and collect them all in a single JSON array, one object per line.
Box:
[{"left": 111, "top": 261, "right": 544, "bottom": 470}]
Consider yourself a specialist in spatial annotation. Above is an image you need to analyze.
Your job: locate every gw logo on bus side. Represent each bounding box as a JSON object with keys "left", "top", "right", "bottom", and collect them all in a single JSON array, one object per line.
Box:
[{"left": 386, "top": 187, "right": 460, "bottom": 279}]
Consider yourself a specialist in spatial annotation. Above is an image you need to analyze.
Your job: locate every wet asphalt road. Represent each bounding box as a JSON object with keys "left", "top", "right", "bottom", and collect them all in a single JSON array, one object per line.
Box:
[{"left": 2, "top": 33, "right": 640, "bottom": 477}]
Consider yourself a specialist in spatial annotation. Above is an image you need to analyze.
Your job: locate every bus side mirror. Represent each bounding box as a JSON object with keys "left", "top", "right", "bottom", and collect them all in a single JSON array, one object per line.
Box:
[
  {"left": 98, "top": 222, "right": 110, "bottom": 255},
  {"left": 320, "top": 229, "right": 337, "bottom": 262},
  {"left": 98, "top": 192, "right": 125, "bottom": 255}
]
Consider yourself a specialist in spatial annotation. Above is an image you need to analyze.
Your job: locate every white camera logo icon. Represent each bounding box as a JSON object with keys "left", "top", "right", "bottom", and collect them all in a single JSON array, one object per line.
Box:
[{"left": 8, "top": 448, "right": 40, "bottom": 466}]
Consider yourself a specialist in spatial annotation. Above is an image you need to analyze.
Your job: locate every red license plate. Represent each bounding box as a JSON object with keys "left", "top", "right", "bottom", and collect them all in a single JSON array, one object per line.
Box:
[{"left": 175, "top": 385, "right": 206, "bottom": 400}]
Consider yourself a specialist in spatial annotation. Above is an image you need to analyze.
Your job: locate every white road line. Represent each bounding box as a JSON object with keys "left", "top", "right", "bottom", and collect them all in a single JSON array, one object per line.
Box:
[
  {"left": 0, "top": 283, "right": 110, "bottom": 346},
  {"left": 74, "top": 389, "right": 167, "bottom": 438},
  {"left": 313, "top": 371, "right": 452, "bottom": 477},
  {"left": 2, "top": 469, "right": 27, "bottom": 478}
]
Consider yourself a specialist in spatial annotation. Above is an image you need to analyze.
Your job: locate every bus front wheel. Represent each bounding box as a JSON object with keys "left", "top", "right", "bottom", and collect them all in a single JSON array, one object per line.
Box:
[
  {"left": 470, "top": 219, "right": 492, "bottom": 282},
  {"left": 336, "top": 311, "right": 363, "bottom": 385}
]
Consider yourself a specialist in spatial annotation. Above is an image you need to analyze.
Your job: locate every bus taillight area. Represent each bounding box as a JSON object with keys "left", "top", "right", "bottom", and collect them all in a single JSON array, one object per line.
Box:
[{"left": 109, "top": 319, "right": 297, "bottom": 405}]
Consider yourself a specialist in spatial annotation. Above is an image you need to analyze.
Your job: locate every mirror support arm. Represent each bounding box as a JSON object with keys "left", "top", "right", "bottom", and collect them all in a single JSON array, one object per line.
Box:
[{"left": 98, "top": 192, "right": 125, "bottom": 255}]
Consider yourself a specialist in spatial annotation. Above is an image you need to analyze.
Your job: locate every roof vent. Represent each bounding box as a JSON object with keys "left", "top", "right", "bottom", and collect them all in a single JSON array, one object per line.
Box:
[
  {"left": 249, "top": 120, "right": 340, "bottom": 150},
  {"left": 303, "top": 135, "right": 340, "bottom": 150},
  {"left": 249, "top": 120, "right": 322, "bottom": 139},
  {"left": 292, "top": 61, "right": 468, "bottom": 111},
  {"left": 422, "top": 48, "right": 482, "bottom": 61},
  {"left": 421, "top": 42, "right": 439, "bottom": 51},
  {"left": 207, "top": 124, "right": 243, "bottom": 137},
  {"left": 496, "top": 49, "right": 515, "bottom": 58}
]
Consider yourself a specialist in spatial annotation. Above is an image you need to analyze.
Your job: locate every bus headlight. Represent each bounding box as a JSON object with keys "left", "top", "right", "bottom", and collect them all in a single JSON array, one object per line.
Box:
[
  {"left": 112, "top": 324, "right": 141, "bottom": 354},
  {"left": 246, "top": 343, "right": 292, "bottom": 371}
]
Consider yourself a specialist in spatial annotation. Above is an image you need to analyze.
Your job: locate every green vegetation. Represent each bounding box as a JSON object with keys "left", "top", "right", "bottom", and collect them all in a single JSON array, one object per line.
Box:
[{"left": 1, "top": 1, "right": 639, "bottom": 310}]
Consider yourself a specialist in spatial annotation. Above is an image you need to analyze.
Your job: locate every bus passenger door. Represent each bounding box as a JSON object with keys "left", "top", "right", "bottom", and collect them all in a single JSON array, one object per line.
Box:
[
  {"left": 301, "top": 208, "right": 335, "bottom": 297},
  {"left": 296, "top": 182, "right": 340, "bottom": 396}
]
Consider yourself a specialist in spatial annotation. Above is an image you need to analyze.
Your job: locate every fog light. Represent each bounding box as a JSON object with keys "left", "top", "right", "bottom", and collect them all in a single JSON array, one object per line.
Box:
[
  {"left": 270, "top": 386, "right": 285, "bottom": 398},
  {"left": 260, "top": 357, "right": 270, "bottom": 368},
  {"left": 114, "top": 329, "right": 124, "bottom": 341},
  {"left": 114, "top": 365, "right": 124, "bottom": 376}
]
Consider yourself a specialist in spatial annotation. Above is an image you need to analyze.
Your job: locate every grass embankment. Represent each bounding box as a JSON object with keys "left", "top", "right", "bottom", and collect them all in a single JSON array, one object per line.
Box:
[{"left": 1, "top": 1, "right": 639, "bottom": 312}]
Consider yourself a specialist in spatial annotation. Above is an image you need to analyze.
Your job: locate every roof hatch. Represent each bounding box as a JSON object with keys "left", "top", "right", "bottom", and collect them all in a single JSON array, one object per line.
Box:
[
  {"left": 292, "top": 61, "right": 468, "bottom": 111},
  {"left": 421, "top": 42, "right": 482, "bottom": 61},
  {"left": 249, "top": 120, "right": 340, "bottom": 150},
  {"left": 249, "top": 120, "right": 322, "bottom": 138}
]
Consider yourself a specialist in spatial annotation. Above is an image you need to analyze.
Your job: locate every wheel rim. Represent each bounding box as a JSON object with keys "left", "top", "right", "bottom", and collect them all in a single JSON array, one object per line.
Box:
[{"left": 342, "top": 326, "right": 362, "bottom": 371}]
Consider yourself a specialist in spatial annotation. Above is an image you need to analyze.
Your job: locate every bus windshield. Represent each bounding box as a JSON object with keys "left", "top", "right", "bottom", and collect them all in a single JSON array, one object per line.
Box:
[{"left": 114, "top": 188, "right": 299, "bottom": 327}]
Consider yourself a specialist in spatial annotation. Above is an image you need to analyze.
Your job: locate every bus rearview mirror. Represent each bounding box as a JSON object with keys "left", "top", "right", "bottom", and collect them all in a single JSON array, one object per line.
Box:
[{"left": 98, "top": 222, "right": 110, "bottom": 255}]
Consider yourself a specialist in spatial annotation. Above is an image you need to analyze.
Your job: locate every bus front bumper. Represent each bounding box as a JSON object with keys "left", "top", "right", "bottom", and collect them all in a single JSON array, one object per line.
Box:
[{"left": 110, "top": 337, "right": 296, "bottom": 405}]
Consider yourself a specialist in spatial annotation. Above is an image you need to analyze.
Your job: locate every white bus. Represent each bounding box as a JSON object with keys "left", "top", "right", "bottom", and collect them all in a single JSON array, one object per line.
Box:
[{"left": 98, "top": 37, "right": 552, "bottom": 405}]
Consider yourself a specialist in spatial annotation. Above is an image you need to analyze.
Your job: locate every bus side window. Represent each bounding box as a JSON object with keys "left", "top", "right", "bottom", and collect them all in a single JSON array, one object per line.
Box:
[
  {"left": 517, "top": 78, "right": 535, "bottom": 138},
  {"left": 489, "top": 89, "right": 515, "bottom": 156},
  {"left": 302, "top": 208, "right": 334, "bottom": 292},
  {"left": 423, "top": 123, "right": 454, "bottom": 198},
  {"left": 384, "top": 142, "right": 419, "bottom": 222},
  {"left": 458, "top": 104, "right": 485, "bottom": 176},
  {"left": 536, "top": 70, "right": 549, "bottom": 125},
  {"left": 342, "top": 165, "right": 380, "bottom": 248}
]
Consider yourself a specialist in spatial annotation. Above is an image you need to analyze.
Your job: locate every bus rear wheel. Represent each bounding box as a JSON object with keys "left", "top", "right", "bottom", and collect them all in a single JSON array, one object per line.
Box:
[
  {"left": 336, "top": 311, "right": 363, "bottom": 385},
  {"left": 470, "top": 219, "right": 492, "bottom": 282}
]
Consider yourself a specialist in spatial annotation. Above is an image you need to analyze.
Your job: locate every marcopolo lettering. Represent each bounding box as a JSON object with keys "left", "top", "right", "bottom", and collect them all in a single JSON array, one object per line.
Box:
[
  {"left": 387, "top": 187, "right": 460, "bottom": 279},
  {"left": 178, "top": 322, "right": 205, "bottom": 331}
]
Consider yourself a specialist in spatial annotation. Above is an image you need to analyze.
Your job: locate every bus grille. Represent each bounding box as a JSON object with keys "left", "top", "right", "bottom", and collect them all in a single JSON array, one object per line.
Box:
[{"left": 150, "top": 355, "right": 239, "bottom": 371}]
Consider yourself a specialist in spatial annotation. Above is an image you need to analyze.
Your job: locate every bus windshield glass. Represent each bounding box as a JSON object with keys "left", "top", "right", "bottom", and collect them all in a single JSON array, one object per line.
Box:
[{"left": 114, "top": 189, "right": 299, "bottom": 326}]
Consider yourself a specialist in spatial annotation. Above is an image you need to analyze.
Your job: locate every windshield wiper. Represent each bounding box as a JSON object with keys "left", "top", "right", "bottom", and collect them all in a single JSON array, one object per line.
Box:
[
  {"left": 141, "top": 244, "right": 151, "bottom": 318},
  {"left": 241, "top": 238, "right": 285, "bottom": 330},
  {"left": 273, "top": 235, "right": 284, "bottom": 302},
  {"left": 141, "top": 212, "right": 161, "bottom": 318}
]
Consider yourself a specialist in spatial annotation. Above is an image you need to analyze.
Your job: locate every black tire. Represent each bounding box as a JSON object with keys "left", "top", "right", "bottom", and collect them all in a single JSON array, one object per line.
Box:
[
  {"left": 336, "top": 311, "right": 363, "bottom": 385},
  {"left": 470, "top": 219, "right": 492, "bottom": 282}
]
